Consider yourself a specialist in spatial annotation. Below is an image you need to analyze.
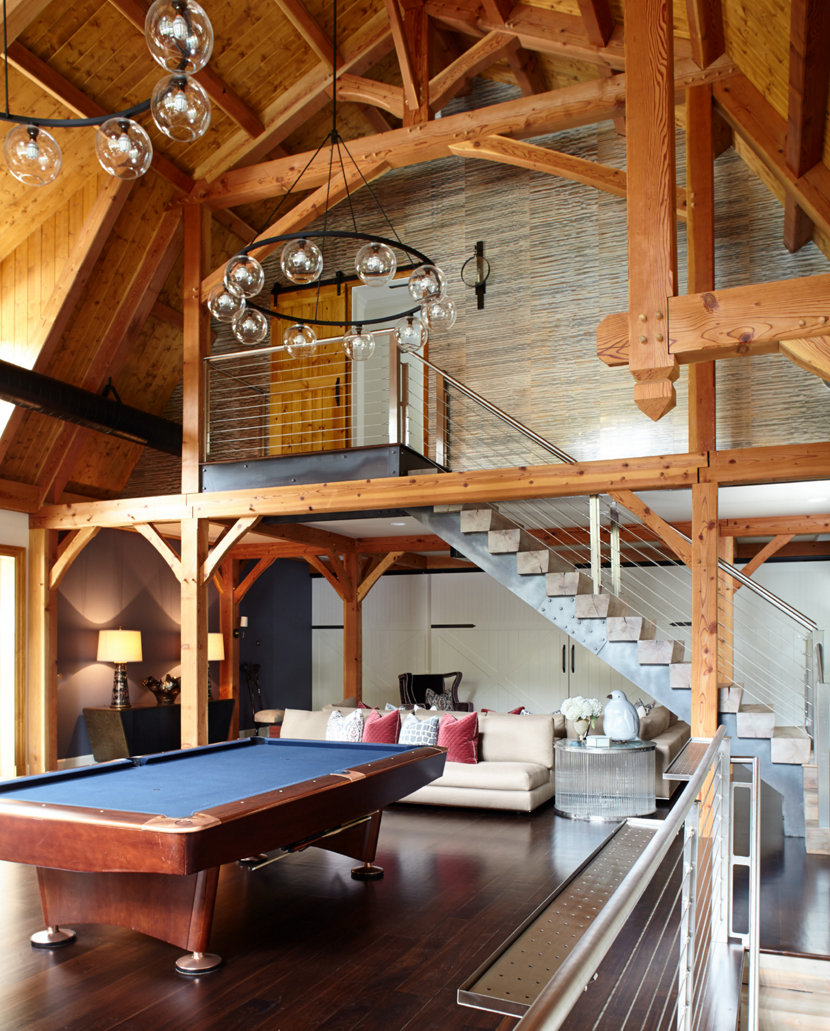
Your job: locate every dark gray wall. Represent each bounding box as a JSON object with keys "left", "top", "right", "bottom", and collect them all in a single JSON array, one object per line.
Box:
[
  {"left": 57, "top": 530, "right": 312, "bottom": 756},
  {"left": 238, "top": 558, "right": 312, "bottom": 728}
]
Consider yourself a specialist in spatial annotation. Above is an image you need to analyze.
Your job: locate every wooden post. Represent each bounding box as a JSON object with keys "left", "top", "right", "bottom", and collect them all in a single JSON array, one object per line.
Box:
[
  {"left": 218, "top": 558, "right": 240, "bottom": 737},
  {"left": 180, "top": 518, "right": 209, "bottom": 748},
  {"left": 27, "top": 528, "right": 58, "bottom": 773},
  {"left": 182, "top": 201, "right": 210, "bottom": 494},
  {"left": 343, "top": 552, "right": 362, "bottom": 702},
  {"left": 717, "top": 535, "right": 735, "bottom": 687},
  {"left": 691, "top": 481, "right": 719, "bottom": 737}
]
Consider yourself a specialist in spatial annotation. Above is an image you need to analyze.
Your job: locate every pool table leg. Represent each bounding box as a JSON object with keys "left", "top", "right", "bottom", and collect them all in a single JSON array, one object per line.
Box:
[
  {"left": 33, "top": 866, "right": 224, "bottom": 974},
  {"left": 302, "top": 809, "right": 385, "bottom": 880}
]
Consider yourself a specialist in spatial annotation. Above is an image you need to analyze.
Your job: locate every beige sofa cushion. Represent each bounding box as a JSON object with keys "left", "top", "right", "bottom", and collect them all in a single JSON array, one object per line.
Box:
[
  {"left": 429, "top": 760, "right": 552, "bottom": 792},
  {"left": 639, "top": 704, "right": 673, "bottom": 740},
  {"left": 479, "top": 712, "right": 554, "bottom": 768},
  {"left": 281, "top": 707, "right": 337, "bottom": 739}
]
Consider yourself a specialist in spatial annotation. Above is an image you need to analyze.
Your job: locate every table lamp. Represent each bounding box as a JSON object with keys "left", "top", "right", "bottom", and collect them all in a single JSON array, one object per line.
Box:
[
  {"left": 97, "top": 629, "right": 142, "bottom": 709},
  {"left": 208, "top": 632, "right": 225, "bottom": 699}
]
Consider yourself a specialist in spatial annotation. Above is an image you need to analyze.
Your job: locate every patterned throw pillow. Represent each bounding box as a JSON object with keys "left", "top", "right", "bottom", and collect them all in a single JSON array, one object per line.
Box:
[
  {"left": 438, "top": 712, "right": 479, "bottom": 764},
  {"left": 425, "top": 688, "right": 455, "bottom": 711},
  {"left": 325, "top": 709, "right": 363, "bottom": 742},
  {"left": 399, "top": 713, "right": 440, "bottom": 746},
  {"left": 363, "top": 708, "right": 400, "bottom": 744}
]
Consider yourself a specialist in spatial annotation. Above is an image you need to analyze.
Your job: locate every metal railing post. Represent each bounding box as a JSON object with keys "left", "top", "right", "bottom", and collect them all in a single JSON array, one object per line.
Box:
[
  {"left": 677, "top": 800, "right": 699, "bottom": 1031},
  {"left": 388, "top": 333, "right": 401, "bottom": 444},
  {"left": 609, "top": 502, "right": 621, "bottom": 596},
  {"left": 589, "top": 495, "right": 601, "bottom": 594},
  {"left": 817, "top": 677, "right": 830, "bottom": 829}
]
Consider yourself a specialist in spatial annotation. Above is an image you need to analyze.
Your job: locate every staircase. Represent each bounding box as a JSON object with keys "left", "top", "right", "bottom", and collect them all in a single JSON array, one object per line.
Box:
[
  {"left": 413, "top": 501, "right": 813, "bottom": 837},
  {"left": 742, "top": 952, "right": 830, "bottom": 1029}
]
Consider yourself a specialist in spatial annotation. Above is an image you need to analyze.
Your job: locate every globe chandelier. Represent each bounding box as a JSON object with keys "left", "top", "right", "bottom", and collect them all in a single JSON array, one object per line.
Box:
[
  {"left": 208, "top": 0, "right": 456, "bottom": 362},
  {"left": 1, "top": 0, "right": 213, "bottom": 187}
]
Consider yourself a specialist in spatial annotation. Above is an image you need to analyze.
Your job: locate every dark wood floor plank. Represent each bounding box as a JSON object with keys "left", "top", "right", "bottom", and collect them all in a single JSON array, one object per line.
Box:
[{"left": 0, "top": 795, "right": 827, "bottom": 1031}]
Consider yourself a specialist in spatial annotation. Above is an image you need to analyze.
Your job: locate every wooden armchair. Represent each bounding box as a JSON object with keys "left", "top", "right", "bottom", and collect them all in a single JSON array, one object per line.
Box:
[{"left": 398, "top": 671, "right": 471, "bottom": 711}]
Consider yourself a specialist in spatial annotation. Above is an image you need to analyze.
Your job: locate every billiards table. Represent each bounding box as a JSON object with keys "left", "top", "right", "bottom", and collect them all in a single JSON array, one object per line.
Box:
[{"left": 0, "top": 736, "right": 445, "bottom": 974}]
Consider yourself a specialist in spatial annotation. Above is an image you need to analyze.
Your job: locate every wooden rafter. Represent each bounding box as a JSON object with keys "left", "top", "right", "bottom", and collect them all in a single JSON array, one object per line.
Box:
[
  {"left": 506, "top": 48, "right": 547, "bottom": 95},
  {"left": 107, "top": 0, "right": 264, "bottom": 138},
  {"left": 783, "top": 0, "right": 830, "bottom": 252},
  {"left": 252, "top": 521, "right": 356, "bottom": 552},
  {"left": 577, "top": 0, "right": 614, "bottom": 47},
  {"left": 336, "top": 75, "right": 404, "bottom": 119},
  {"left": 684, "top": 0, "right": 724, "bottom": 70},
  {"left": 384, "top": 0, "right": 420, "bottom": 111},
  {"left": 274, "top": 0, "right": 338, "bottom": 67},
  {"left": 429, "top": 31, "right": 519, "bottom": 112}
]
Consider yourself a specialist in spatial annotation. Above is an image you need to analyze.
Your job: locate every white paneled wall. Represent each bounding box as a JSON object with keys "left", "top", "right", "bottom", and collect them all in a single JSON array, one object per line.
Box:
[{"left": 312, "top": 570, "right": 639, "bottom": 712}]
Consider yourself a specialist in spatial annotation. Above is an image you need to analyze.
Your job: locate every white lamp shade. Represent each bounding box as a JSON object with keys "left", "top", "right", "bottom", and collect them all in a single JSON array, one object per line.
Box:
[
  {"left": 208, "top": 632, "right": 225, "bottom": 661},
  {"left": 97, "top": 629, "right": 143, "bottom": 663}
]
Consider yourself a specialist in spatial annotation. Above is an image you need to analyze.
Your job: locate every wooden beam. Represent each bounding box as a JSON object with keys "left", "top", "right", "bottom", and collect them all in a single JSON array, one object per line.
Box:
[
  {"left": 218, "top": 559, "right": 240, "bottom": 736},
  {"left": 180, "top": 518, "right": 209, "bottom": 748},
  {"left": 182, "top": 203, "right": 209, "bottom": 494},
  {"left": 133, "top": 523, "right": 183, "bottom": 582},
  {"left": 336, "top": 74, "right": 404, "bottom": 119},
  {"left": 720, "top": 513, "right": 830, "bottom": 537},
  {"left": 717, "top": 534, "right": 734, "bottom": 686},
  {"left": 0, "top": 178, "right": 133, "bottom": 467},
  {"left": 342, "top": 552, "right": 362, "bottom": 701},
  {"left": 705, "top": 443, "right": 830, "bottom": 486},
  {"left": 733, "top": 534, "right": 795, "bottom": 588},
  {"left": 357, "top": 551, "right": 405, "bottom": 602},
  {"left": 50, "top": 527, "right": 99, "bottom": 589},
  {"left": 686, "top": 84, "right": 717, "bottom": 452},
  {"left": 253, "top": 521, "right": 357, "bottom": 552},
  {"left": 577, "top": 0, "right": 614, "bottom": 47},
  {"left": 429, "top": 31, "right": 520, "bottom": 112},
  {"left": 212, "top": 207, "right": 257, "bottom": 244},
  {"left": 691, "top": 481, "right": 718, "bottom": 737},
  {"left": 27, "top": 529, "right": 57, "bottom": 773},
  {"left": 684, "top": 0, "right": 724, "bottom": 69},
  {"left": 624, "top": 0, "right": 679, "bottom": 421},
  {"left": 609, "top": 489, "right": 692, "bottom": 566},
  {"left": 384, "top": 0, "right": 420, "bottom": 111},
  {"left": 402, "top": 0, "right": 430, "bottom": 125},
  {"left": 274, "top": 0, "right": 337, "bottom": 66},
  {"left": 203, "top": 516, "right": 261, "bottom": 582},
  {"left": 306, "top": 554, "right": 347, "bottom": 599},
  {"left": 234, "top": 556, "right": 277, "bottom": 604},
  {"left": 506, "top": 47, "right": 547, "bottom": 95},
  {"left": 783, "top": 0, "right": 830, "bottom": 252}
]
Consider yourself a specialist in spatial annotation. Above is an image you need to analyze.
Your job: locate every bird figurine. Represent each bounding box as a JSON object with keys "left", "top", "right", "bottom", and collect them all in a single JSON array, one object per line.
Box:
[{"left": 603, "top": 690, "right": 641, "bottom": 741}]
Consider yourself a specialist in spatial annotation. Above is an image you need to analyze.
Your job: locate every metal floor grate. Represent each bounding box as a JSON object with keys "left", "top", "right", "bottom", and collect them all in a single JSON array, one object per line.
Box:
[
  {"left": 458, "top": 824, "right": 657, "bottom": 1017},
  {"left": 664, "top": 738, "right": 712, "bottom": 782}
]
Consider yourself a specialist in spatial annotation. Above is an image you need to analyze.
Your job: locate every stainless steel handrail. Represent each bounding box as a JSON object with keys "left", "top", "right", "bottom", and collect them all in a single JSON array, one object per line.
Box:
[{"left": 515, "top": 728, "right": 728, "bottom": 1031}]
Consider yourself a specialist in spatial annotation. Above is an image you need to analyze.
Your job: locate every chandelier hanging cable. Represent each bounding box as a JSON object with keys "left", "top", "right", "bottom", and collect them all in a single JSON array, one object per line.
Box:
[
  {"left": 1, "top": 0, "right": 213, "bottom": 187},
  {"left": 208, "top": 0, "right": 457, "bottom": 361}
]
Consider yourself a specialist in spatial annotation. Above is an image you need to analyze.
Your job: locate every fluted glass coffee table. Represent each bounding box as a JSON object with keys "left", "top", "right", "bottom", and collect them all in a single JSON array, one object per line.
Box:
[{"left": 554, "top": 738, "right": 656, "bottom": 820}]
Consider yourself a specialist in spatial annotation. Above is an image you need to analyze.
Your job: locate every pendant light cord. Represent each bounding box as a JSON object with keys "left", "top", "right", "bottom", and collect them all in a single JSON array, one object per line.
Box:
[{"left": 3, "top": 0, "right": 10, "bottom": 119}]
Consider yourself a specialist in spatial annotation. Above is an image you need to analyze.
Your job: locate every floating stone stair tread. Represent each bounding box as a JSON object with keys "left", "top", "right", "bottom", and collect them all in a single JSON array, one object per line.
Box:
[
  {"left": 669, "top": 662, "right": 691, "bottom": 688},
  {"left": 517, "top": 549, "right": 553, "bottom": 575},
  {"left": 638, "top": 639, "right": 685, "bottom": 664},
  {"left": 488, "top": 528, "right": 538, "bottom": 554},
  {"left": 718, "top": 683, "right": 743, "bottom": 713},
  {"left": 735, "top": 703, "right": 776, "bottom": 739},
  {"left": 459, "top": 507, "right": 514, "bottom": 533},
  {"left": 769, "top": 726, "right": 812, "bottom": 765},
  {"left": 606, "top": 616, "right": 657, "bottom": 642},
  {"left": 546, "top": 571, "right": 593, "bottom": 596},
  {"left": 574, "top": 593, "right": 626, "bottom": 619}
]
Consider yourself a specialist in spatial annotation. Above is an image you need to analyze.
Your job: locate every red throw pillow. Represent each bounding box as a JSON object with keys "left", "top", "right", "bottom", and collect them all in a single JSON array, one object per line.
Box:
[
  {"left": 438, "top": 712, "right": 479, "bottom": 764},
  {"left": 509, "top": 706, "right": 526, "bottom": 715},
  {"left": 362, "top": 708, "right": 400, "bottom": 744}
]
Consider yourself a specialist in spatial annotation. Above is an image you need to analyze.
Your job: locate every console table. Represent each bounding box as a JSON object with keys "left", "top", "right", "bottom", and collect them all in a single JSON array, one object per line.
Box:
[
  {"left": 83, "top": 699, "right": 235, "bottom": 762},
  {"left": 554, "top": 738, "right": 656, "bottom": 820}
]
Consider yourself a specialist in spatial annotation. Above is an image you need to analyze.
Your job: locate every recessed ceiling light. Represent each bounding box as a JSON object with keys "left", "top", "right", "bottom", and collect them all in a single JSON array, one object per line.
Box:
[{"left": 390, "top": 521, "right": 406, "bottom": 526}]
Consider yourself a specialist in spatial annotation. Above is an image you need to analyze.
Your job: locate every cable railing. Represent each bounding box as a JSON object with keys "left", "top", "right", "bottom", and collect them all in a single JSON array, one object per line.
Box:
[
  {"left": 507, "top": 731, "right": 760, "bottom": 1031},
  {"left": 204, "top": 338, "right": 818, "bottom": 734}
]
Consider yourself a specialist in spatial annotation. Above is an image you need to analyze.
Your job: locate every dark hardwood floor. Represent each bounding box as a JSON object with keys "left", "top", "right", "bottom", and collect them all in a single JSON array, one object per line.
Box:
[{"left": 0, "top": 794, "right": 827, "bottom": 1031}]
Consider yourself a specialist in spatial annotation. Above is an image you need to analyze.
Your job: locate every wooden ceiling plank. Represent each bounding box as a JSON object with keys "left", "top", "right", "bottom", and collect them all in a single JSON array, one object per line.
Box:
[
  {"left": 151, "top": 299, "right": 182, "bottom": 326},
  {"left": 429, "top": 31, "right": 520, "bottom": 112},
  {"left": 0, "top": 177, "right": 133, "bottom": 468},
  {"left": 577, "top": 0, "right": 614, "bottom": 48},
  {"left": 684, "top": 0, "right": 725, "bottom": 69},
  {"left": 106, "top": 0, "right": 264, "bottom": 138},
  {"left": 384, "top": 0, "right": 419, "bottom": 110},
  {"left": 273, "top": 0, "right": 337, "bottom": 67},
  {"left": 0, "top": 0, "right": 52, "bottom": 42},
  {"left": 336, "top": 74, "right": 404, "bottom": 119},
  {"left": 624, "top": 0, "right": 679, "bottom": 420}
]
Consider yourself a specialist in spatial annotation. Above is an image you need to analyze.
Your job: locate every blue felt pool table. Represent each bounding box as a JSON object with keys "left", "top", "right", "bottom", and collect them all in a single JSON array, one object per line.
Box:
[{"left": 0, "top": 736, "right": 445, "bottom": 974}]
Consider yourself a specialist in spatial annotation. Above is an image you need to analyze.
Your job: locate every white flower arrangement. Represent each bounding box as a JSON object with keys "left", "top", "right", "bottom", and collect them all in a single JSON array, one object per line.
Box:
[{"left": 560, "top": 695, "right": 603, "bottom": 724}]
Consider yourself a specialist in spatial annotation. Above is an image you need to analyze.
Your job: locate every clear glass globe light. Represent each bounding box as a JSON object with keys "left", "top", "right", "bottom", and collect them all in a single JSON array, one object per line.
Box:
[
  {"left": 231, "top": 306, "right": 269, "bottom": 346},
  {"left": 280, "top": 238, "right": 323, "bottom": 285},
  {"left": 3, "top": 124, "right": 62, "bottom": 186},
  {"left": 343, "top": 326, "right": 376, "bottom": 361},
  {"left": 355, "top": 241, "right": 396, "bottom": 286},
  {"left": 224, "top": 254, "right": 265, "bottom": 298},
  {"left": 151, "top": 74, "right": 211, "bottom": 141},
  {"left": 95, "top": 118, "right": 153, "bottom": 179},
  {"left": 145, "top": 0, "right": 214, "bottom": 73},
  {"left": 283, "top": 323, "right": 318, "bottom": 359},
  {"left": 423, "top": 296, "right": 457, "bottom": 331},
  {"left": 394, "top": 315, "right": 427, "bottom": 353},
  {"left": 207, "top": 283, "right": 245, "bottom": 323},
  {"left": 408, "top": 264, "right": 446, "bottom": 302}
]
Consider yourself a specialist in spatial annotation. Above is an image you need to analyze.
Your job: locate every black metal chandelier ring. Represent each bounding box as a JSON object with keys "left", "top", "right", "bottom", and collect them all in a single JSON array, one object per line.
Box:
[
  {"left": 240, "top": 230, "right": 435, "bottom": 329},
  {"left": 0, "top": 100, "right": 152, "bottom": 129}
]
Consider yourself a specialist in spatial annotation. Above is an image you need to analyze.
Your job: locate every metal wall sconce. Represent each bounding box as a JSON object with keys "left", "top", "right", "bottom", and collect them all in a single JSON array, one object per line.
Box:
[{"left": 461, "top": 241, "right": 491, "bottom": 310}]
